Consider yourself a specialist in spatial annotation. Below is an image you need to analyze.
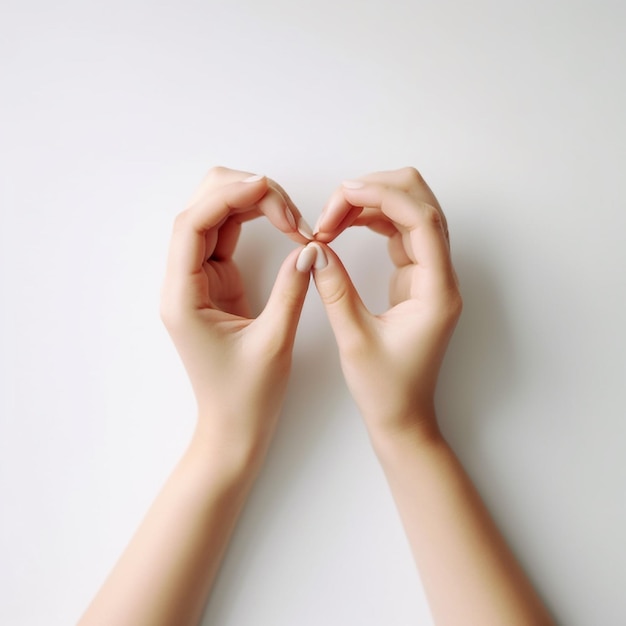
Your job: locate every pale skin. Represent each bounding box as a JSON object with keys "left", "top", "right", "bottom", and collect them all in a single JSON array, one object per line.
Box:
[{"left": 78, "top": 167, "right": 554, "bottom": 626}]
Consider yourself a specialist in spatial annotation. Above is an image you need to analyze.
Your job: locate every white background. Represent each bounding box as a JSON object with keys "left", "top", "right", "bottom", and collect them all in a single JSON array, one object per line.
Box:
[{"left": 1, "top": 1, "right": 625, "bottom": 624}]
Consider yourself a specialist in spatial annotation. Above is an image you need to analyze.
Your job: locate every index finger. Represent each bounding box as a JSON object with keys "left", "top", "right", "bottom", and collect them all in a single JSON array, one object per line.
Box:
[
  {"left": 166, "top": 176, "right": 271, "bottom": 280},
  {"left": 314, "top": 166, "right": 446, "bottom": 241},
  {"left": 313, "top": 187, "right": 363, "bottom": 243},
  {"left": 340, "top": 181, "right": 456, "bottom": 291}
]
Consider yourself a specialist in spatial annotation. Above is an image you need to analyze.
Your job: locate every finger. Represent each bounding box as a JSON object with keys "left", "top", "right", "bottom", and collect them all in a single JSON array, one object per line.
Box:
[
  {"left": 323, "top": 205, "right": 410, "bottom": 267},
  {"left": 261, "top": 187, "right": 315, "bottom": 243},
  {"left": 268, "top": 180, "right": 316, "bottom": 243},
  {"left": 357, "top": 166, "right": 441, "bottom": 206},
  {"left": 314, "top": 166, "right": 444, "bottom": 239},
  {"left": 191, "top": 167, "right": 314, "bottom": 244},
  {"left": 314, "top": 188, "right": 363, "bottom": 241},
  {"left": 340, "top": 182, "right": 456, "bottom": 291},
  {"left": 204, "top": 260, "right": 251, "bottom": 317},
  {"left": 314, "top": 204, "right": 363, "bottom": 243},
  {"left": 352, "top": 207, "right": 398, "bottom": 238},
  {"left": 167, "top": 176, "right": 269, "bottom": 281},
  {"left": 389, "top": 265, "right": 414, "bottom": 306},
  {"left": 310, "top": 244, "right": 371, "bottom": 353},
  {"left": 162, "top": 176, "right": 269, "bottom": 316},
  {"left": 254, "top": 247, "right": 311, "bottom": 348},
  {"left": 353, "top": 208, "right": 442, "bottom": 267},
  {"left": 233, "top": 185, "right": 314, "bottom": 244},
  {"left": 388, "top": 232, "right": 412, "bottom": 267},
  {"left": 210, "top": 217, "right": 242, "bottom": 261}
]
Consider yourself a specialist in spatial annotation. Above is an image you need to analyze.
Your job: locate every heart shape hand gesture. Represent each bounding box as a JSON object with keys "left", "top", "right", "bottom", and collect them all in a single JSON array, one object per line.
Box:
[
  {"left": 83, "top": 166, "right": 554, "bottom": 626},
  {"left": 160, "top": 165, "right": 462, "bottom": 468}
]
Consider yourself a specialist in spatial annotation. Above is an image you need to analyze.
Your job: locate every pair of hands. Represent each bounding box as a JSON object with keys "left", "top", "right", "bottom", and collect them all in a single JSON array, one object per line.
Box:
[
  {"left": 81, "top": 167, "right": 552, "bottom": 626},
  {"left": 160, "top": 166, "right": 462, "bottom": 468}
]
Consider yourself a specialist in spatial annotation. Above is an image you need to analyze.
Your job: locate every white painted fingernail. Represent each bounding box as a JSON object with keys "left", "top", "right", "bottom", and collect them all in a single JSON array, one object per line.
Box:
[
  {"left": 297, "top": 217, "right": 314, "bottom": 240},
  {"left": 342, "top": 179, "right": 364, "bottom": 189},
  {"left": 284, "top": 207, "right": 297, "bottom": 230},
  {"left": 309, "top": 242, "right": 328, "bottom": 269},
  {"left": 243, "top": 174, "right": 264, "bottom": 183},
  {"left": 296, "top": 244, "right": 317, "bottom": 272}
]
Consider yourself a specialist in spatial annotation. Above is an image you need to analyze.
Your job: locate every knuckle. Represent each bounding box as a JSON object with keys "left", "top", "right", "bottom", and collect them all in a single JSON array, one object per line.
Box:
[
  {"left": 421, "top": 203, "right": 442, "bottom": 227},
  {"left": 448, "top": 291, "right": 464, "bottom": 318},
  {"left": 159, "top": 291, "right": 187, "bottom": 332},
  {"left": 207, "top": 165, "right": 228, "bottom": 178},
  {"left": 159, "top": 302, "right": 179, "bottom": 330},
  {"left": 401, "top": 166, "right": 424, "bottom": 185},
  {"left": 438, "top": 290, "right": 463, "bottom": 325},
  {"left": 172, "top": 209, "right": 190, "bottom": 231},
  {"left": 205, "top": 165, "right": 228, "bottom": 182},
  {"left": 321, "top": 279, "right": 350, "bottom": 308}
]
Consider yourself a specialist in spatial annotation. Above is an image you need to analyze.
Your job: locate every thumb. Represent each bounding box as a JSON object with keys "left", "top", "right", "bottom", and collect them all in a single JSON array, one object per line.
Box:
[
  {"left": 255, "top": 246, "right": 311, "bottom": 347},
  {"left": 309, "top": 243, "right": 370, "bottom": 350}
]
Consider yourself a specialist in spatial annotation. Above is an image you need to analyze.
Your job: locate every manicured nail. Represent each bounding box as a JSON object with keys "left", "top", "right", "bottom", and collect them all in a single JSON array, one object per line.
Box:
[
  {"left": 310, "top": 242, "right": 328, "bottom": 269},
  {"left": 243, "top": 174, "right": 264, "bottom": 183},
  {"left": 297, "top": 217, "right": 314, "bottom": 240},
  {"left": 296, "top": 244, "right": 317, "bottom": 272},
  {"left": 342, "top": 179, "right": 364, "bottom": 189},
  {"left": 284, "top": 206, "right": 297, "bottom": 230}
]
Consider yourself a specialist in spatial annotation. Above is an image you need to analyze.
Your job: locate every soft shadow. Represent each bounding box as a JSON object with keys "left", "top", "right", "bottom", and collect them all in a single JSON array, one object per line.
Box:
[
  {"left": 200, "top": 322, "right": 343, "bottom": 624},
  {"left": 233, "top": 217, "right": 288, "bottom": 316},
  {"left": 436, "top": 235, "right": 519, "bottom": 459},
  {"left": 199, "top": 209, "right": 520, "bottom": 624},
  {"left": 201, "top": 219, "right": 345, "bottom": 624}
]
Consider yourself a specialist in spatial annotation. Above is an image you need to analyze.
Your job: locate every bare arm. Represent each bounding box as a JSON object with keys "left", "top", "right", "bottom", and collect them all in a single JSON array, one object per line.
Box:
[
  {"left": 374, "top": 428, "right": 553, "bottom": 625},
  {"left": 78, "top": 168, "right": 315, "bottom": 626},
  {"left": 312, "top": 167, "right": 554, "bottom": 625},
  {"left": 78, "top": 435, "right": 259, "bottom": 626}
]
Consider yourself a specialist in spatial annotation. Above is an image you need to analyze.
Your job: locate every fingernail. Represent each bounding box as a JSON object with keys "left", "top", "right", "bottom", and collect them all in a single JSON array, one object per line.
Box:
[
  {"left": 243, "top": 174, "right": 264, "bottom": 183},
  {"left": 296, "top": 244, "right": 317, "bottom": 272},
  {"left": 310, "top": 242, "right": 328, "bottom": 269},
  {"left": 284, "top": 206, "right": 297, "bottom": 230},
  {"left": 342, "top": 179, "right": 364, "bottom": 189},
  {"left": 297, "top": 217, "right": 314, "bottom": 240}
]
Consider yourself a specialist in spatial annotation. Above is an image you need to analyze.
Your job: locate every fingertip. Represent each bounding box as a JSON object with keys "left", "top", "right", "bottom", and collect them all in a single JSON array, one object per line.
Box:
[
  {"left": 310, "top": 242, "right": 328, "bottom": 270},
  {"left": 254, "top": 185, "right": 314, "bottom": 244},
  {"left": 316, "top": 192, "right": 357, "bottom": 235},
  {"left": 295, "top": 241, "right": 328, "bottom": 273},
  {"left": 296, "top": 243, "right": 317, "bottom": 273},
  {"left": 309, "top": 243, "right": 352, "bottom": 294},
  {"left": 297, "top": 216, "right": 315, "bottom": 241},
  {"left": 314, "top": 202, "right": 363, "bottom": 243},
  {"left": 310, "top": 241, "right": 338, "bottom": 272},
  {"left": 275, "top": 246, "right": 313, "bottom": 293}
]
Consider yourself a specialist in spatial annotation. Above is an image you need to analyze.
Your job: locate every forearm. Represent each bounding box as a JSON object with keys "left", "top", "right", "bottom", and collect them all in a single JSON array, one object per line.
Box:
[
  {"left": 372, "top": 424, "right": 554, "bottom": 626},
  {"left": 78, "top": 430, "right": 260, "bottom": 626}
]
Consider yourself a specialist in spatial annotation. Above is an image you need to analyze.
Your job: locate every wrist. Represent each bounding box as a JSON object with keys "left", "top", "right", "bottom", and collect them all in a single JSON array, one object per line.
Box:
[
  {"left": 186, "top": 422, "right": 270, "bottom": 487},
  {"left": 368, "top": 412, "right": 445, "bottom": 465}
]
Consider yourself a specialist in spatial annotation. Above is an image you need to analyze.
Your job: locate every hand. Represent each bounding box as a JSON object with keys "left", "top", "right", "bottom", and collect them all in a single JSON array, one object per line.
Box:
[
  {"left": 160, "top": 166, "right": 314, "bottom": 467},
  {"left": 312, "top": 167, "right": 462, "bottom": 442}
]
